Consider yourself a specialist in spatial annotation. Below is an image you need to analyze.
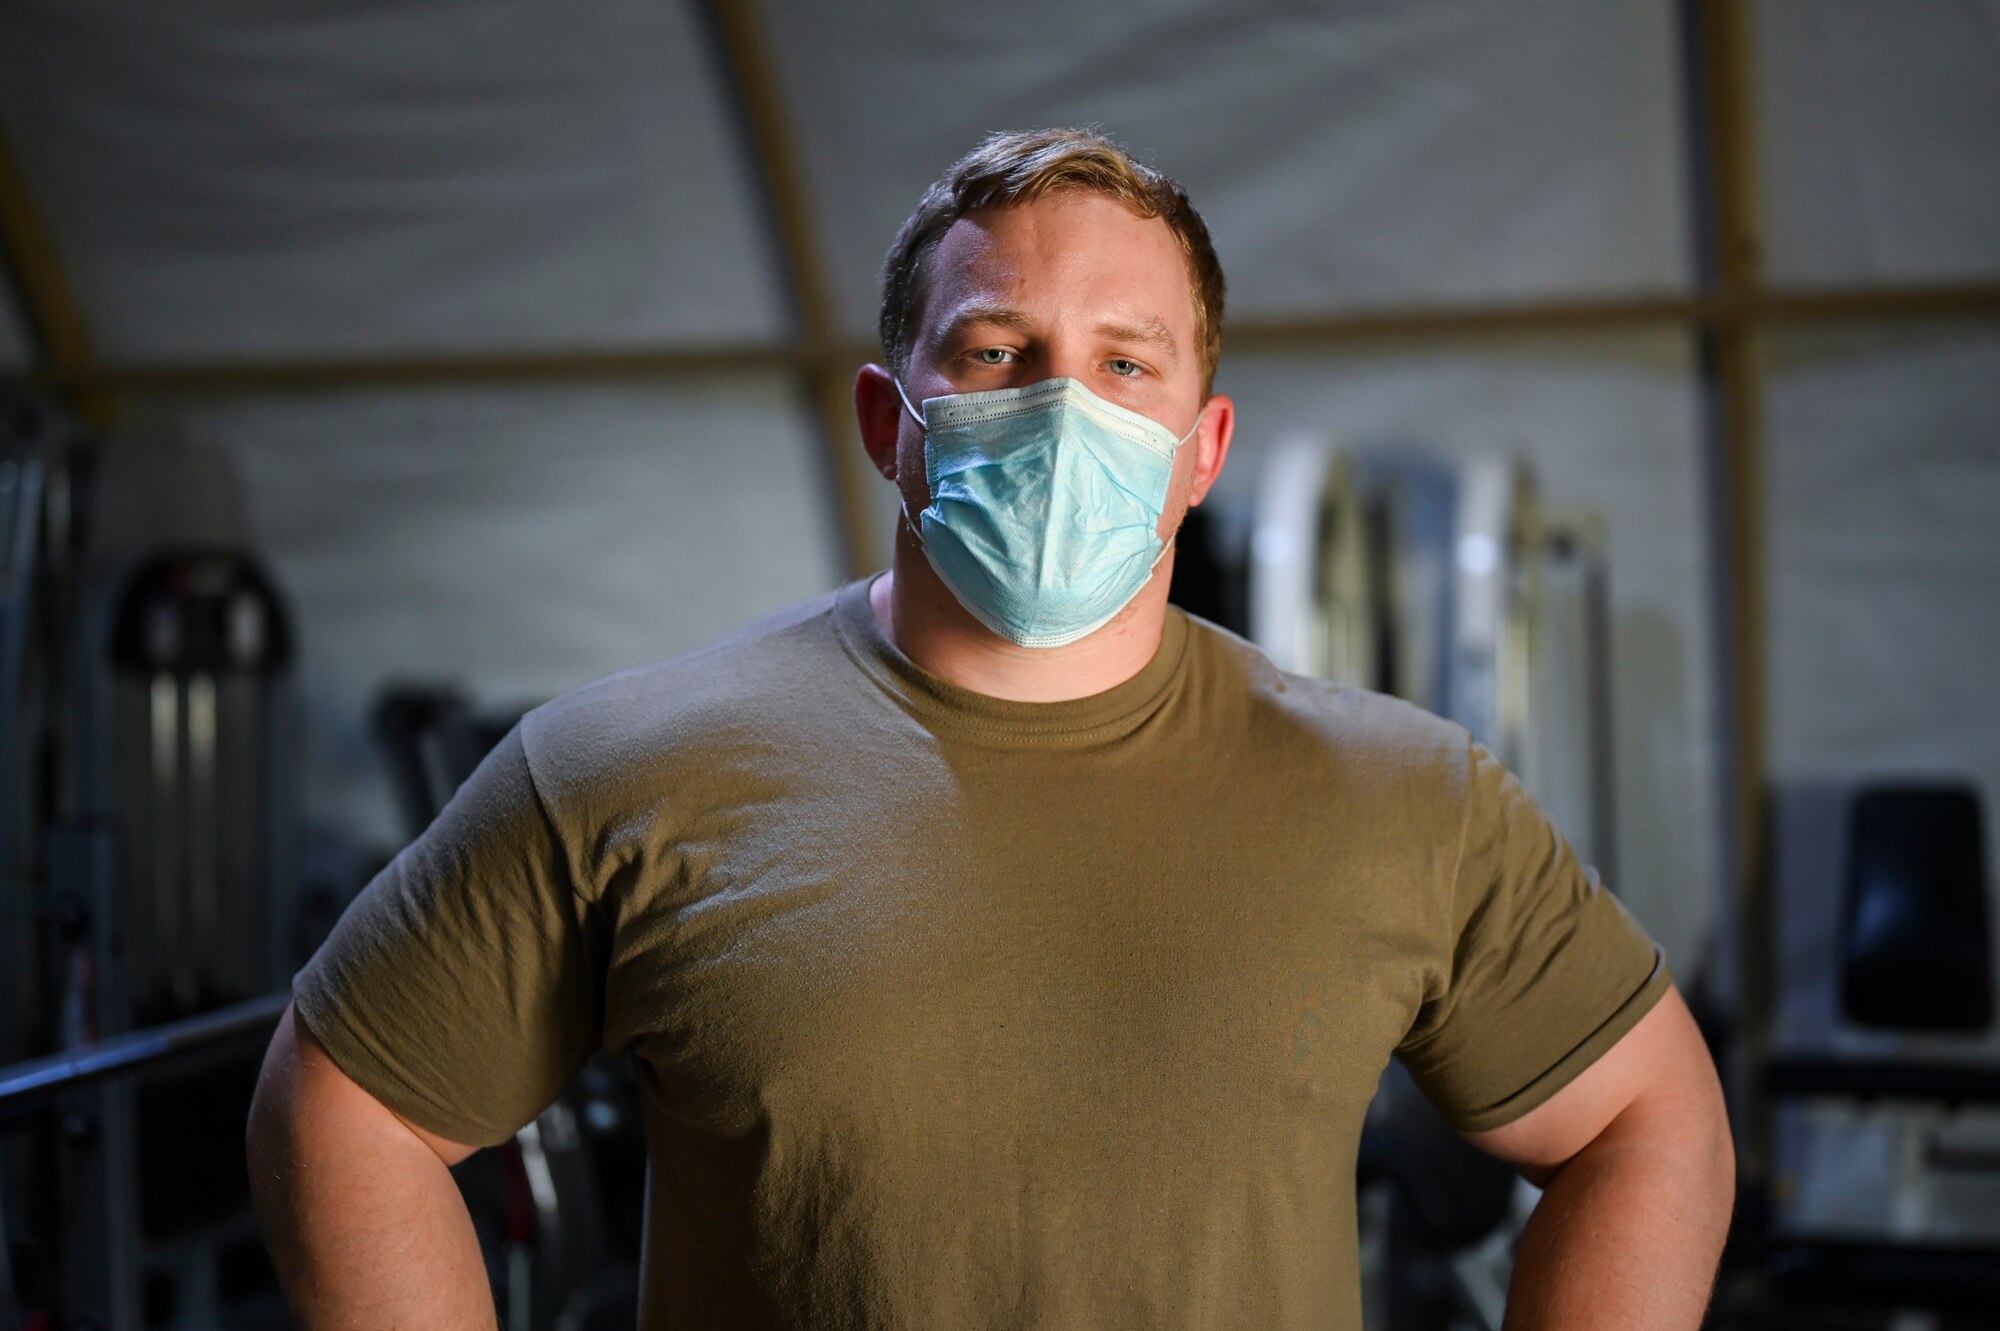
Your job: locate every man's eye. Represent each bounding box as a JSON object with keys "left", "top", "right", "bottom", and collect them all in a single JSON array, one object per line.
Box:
[
  {"left": 1107, "top": 359, "right": 1142, "bottom": 377},
  {"left": 975, "top": 347, "right": 1018, "bottom": 365}
]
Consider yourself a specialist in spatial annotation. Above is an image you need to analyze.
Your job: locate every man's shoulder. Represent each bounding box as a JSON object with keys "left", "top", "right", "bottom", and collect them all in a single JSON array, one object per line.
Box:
[
  {"left": 1180, "top": 609, "right": 1468, "bottom": 758},
  {"left": 514, "top": 583, "right": 854, "bottom": 795},
  {"left": 1176, "top": 611, "right": 1464, "bottom": 735}
]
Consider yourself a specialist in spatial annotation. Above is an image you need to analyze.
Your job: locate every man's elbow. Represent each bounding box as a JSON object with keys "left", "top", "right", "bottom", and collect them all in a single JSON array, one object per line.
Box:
[
  {"left": 1694, "top": 1086, "right": 1738, "bottom": 1220},
  {"left": 1663, "top": 1039, "right": 1736, "bottom": 1207}
]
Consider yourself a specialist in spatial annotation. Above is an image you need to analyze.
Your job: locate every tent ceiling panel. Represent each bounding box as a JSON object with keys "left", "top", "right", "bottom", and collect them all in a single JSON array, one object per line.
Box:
[
  {"left": 130, "top": 374, "right": 838, "bottom": 846},
  {"left": 0, "top": 1, "right": 788, "bottom": 363},
  {"left": 1209, "top": 331, "right": 1713, "bottom": 974},
  {"left": 764, "top": 0, "right": 1693, "bottom": 344},
  {"left": 1756, "top": 0, "right": 2000, "bottom": 287}
]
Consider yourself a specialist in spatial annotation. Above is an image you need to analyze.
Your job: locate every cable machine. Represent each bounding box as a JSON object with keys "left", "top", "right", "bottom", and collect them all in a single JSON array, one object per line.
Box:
[{"left": 0, "top": 396, "right": 299, "bottom": 1328}]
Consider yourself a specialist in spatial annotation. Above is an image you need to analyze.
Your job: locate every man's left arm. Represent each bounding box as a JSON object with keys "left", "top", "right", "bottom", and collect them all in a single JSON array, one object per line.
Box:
[{"left": 1463, "top": 983, "right": 1735, "bottom": 1331}]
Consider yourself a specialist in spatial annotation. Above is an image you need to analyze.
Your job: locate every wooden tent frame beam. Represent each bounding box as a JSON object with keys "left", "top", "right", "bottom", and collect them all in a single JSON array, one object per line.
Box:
[
  {"left": 701, "top": 0, "right": 881, "bottom": 577},
  {"left": 8, "top": 279, "right": 1997, "bottom": 400},
  {"left": 0, "top": 126, "right": 107, "bottom": 423},
  {"left": 1689, "top": 0, "right": 1771, "bottom": 1186}
]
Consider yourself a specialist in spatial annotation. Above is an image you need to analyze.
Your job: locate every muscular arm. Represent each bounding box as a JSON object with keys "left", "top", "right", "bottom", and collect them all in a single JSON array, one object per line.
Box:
[
  {"left": 246, "top": 1001, "right": 496, "bottom": 1329},
  {"left": 1464, "top": 985, "right": 1735, "bottom": 1330}
]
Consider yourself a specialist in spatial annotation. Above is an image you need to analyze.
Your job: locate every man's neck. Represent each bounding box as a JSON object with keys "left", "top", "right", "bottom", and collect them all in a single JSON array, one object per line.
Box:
[{"left": 868, "top": 526, "right": 1175, "bottom": 703}]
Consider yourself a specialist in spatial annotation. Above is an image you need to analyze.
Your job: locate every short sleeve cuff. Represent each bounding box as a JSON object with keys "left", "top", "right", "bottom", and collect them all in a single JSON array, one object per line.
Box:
[
  {"left": 1444, "top": 948, "right": 1674, "bottom": 1134},
  {"left": 292, "top": 964, "right": 518, "bottom": 1150}
]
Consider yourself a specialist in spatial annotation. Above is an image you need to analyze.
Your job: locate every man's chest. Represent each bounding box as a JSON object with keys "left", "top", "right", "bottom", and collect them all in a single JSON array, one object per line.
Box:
[{"left": 597, "top": 744, "right": 1450, "bottom": 1156}]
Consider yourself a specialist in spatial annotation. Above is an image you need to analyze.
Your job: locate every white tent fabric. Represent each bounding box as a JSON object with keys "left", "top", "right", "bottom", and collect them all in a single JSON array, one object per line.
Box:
[
  {"left": 0, "top": 0, "right": 786, "bottom": 361},
  {"left": 769, "top": 0, "right": 1692, "bottom": 338},
  {"left": 1758, "top": 0, "right": 2000, "bottom": 285}
]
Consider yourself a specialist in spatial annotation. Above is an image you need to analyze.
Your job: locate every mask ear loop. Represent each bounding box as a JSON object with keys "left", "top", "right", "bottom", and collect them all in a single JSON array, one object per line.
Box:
[
  {"left": 1144, "top": 403, "right": 1206, "bottom": 568},
  {"left": 1172, "top": 405, "right": 1204, "bottom": 450},
  {"left": 892, "top": 377, "right": 928, "bottom": 432},
  {"left": 890, "top": 378, "right": 929, "bottom": 543}
]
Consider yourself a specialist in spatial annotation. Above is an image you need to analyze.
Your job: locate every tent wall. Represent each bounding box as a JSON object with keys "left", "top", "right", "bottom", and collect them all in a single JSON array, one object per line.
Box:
[{"left": 1757, "top": 0, "right": 2000, "bottom": 286}]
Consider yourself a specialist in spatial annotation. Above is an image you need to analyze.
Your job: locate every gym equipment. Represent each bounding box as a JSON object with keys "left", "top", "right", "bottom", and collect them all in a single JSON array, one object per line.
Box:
[
  {"left": 106, "top": 551, "right": 294, "bottom": 1020},
  {"left": 1440, "top": 456, "right": 1537, "bottom": 768},
  {"left": 0, "top": 993, "right": 292, "bottom": 1328},
  {"left": 0, "top": 408, "right": 55, "bottom": 1075},
  {"left": 0, "top": 397, "right": 304, "bottom": 1329},
  {"left": 58, "top": 548, "right": 294, "bottom": 1327},
  {"left": 0, "top": 397, "right": 60, "bottom": 1331},
  {"left": 1841, "top": 787, "right": 1991, "bottom": 1033},
  {"left": 1764, "top": 782, "right": 2000, "bottom": 1318},
  {"left": 1250, "top": 444, "right": 1539, "bottom": 750},
  {"left": 1249, "top": 441, "right": 1380, "bottom": 688}
]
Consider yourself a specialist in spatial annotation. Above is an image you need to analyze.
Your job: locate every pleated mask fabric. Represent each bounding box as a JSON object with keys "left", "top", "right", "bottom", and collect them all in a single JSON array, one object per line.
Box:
[{"left": 897, "top": 376, "right": 1197, "bottom": 648}]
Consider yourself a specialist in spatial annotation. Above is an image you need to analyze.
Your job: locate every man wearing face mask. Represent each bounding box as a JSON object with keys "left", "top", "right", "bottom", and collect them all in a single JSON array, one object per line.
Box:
[{"left": 250, "top": 129, "right": 1735, "bottom": 1329}]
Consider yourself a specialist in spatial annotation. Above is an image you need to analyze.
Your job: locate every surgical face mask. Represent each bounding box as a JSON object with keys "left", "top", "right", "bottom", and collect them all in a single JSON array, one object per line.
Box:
[{"left": 894, "top": 375, "right": 1201, "bottom": 649}]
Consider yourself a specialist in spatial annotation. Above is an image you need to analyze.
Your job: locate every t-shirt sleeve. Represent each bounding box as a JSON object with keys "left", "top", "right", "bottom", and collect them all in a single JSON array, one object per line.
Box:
[
  {"left": 1395, "top": 736, "right": 1671, "bottom": 1133},
  {"left": 291, "top": 721, "right": 608, "bottom": 1149}
]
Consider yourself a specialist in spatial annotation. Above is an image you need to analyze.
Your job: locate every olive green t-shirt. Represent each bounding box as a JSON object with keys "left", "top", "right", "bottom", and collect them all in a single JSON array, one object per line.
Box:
[{"left": 294, "top": 574, "right": 1668, "bottom": 1330}]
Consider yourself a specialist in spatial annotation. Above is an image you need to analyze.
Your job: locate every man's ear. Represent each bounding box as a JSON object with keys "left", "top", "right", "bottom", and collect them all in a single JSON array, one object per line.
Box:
[
  {"left": 855, "top": 364, "right": 904, "bottom": 482},
  {"left": 1186, "top": 392, "right": 1236, "bottom": 508}
]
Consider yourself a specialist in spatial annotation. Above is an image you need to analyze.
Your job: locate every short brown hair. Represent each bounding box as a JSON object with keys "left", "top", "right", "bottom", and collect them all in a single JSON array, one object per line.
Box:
[{"left": 879, "top": 128, "right": 1227, "bottom": 395}]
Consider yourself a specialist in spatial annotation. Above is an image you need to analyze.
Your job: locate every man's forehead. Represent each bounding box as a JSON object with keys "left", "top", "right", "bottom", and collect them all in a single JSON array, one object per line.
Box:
[
  {"left": 916, "top": 196, "right": 1197, "bottom": 344},
  {"left": 931, "top": 194, "right": 1180, "bottom": 273}
]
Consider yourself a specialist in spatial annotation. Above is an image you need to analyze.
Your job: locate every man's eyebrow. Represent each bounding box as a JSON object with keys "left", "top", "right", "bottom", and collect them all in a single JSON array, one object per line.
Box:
[
  {"left": 1098, "top": 317, "right": 1180, "bottom": 362},
  {"left": 929, "top": 304, "right": 1036, "bottom": 348}
]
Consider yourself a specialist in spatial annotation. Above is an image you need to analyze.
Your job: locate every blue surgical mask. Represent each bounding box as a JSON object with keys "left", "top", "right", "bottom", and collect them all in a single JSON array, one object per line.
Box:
[{"left": 894, "top": 376, "right": 1201, "bottom": 649}]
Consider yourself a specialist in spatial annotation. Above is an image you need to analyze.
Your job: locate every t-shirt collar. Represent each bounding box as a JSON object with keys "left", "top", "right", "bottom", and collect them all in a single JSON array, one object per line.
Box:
[{"left": 832, "top": 574, "right": 1189, "bottom": 745}]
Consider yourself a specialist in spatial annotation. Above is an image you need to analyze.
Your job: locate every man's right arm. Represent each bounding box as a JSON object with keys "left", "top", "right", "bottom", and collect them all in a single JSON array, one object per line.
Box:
[{"left": 246, "top": 1000, "right": 497, "bottom": 1329}]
